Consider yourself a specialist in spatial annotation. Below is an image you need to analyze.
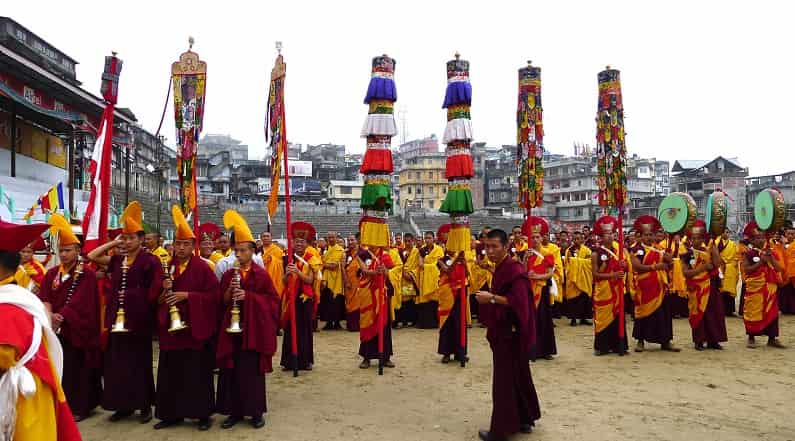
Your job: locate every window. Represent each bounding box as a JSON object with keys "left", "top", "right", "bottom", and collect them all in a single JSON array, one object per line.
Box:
[
  {"left": 429, "top": 171, "right": 434, "bottom": 179},
  {"left": 428, "top": 200, "right": 434, "bottom": 208},
  {"left": 429, "top": 186, "right": 435, "bottom": 194},
  {"left": 340, "top": 186, "right": 352, "bottom": 195},
  {"left": 407, "top": 187, "right": 412, "bottom": 194},
  {"left": 416, "top": 172, "right": 421, "bottom": 179},
  {"left": 442, "top": 187, "right": 447, "bottom": 194},
  {"left": 416, "top": 187, "right": 422, "bottom": 195}
]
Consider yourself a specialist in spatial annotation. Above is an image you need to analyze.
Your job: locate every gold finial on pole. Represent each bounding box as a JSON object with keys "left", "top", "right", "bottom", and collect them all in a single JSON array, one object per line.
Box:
[
  {"left": 455, "top": 51, "right": 461, "bottom": 60},
  {"left": 527, "top": 60, "right": 533, "bottom": 67},
  {"left": 188, "top": 36, "right": 195, "bottom": 51},
  {"left": 276, "top": 41, "right": 283, "bottom": 55},
  {"left": 606, "top": 65, "right": 611, "bottom": 70}
]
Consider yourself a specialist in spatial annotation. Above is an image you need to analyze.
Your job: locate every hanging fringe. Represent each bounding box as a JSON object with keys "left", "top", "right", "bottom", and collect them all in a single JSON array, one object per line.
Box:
[
  {"left": 364, "top": 77, "right": 397, "bottom": 104},
  {"left": 444, "top": 153, "right": 474, "bottom": 179},
  {"left": 361, "top": 114, "right": 397, "bottom": 137},
  {"left": 440, "top": 187, "right": 474, "bottom": 215},
  {"left": 360, "top": 182, "right": 393, "bottom": 210},
  {"left": 443, "top": 119, "right": 473, "bottom": 143},
  {"left": 360, "top": 148, "right": 394, "bottom": 174},
  {"left": 446, "top": 223, "right": 471, "bottom": 253},
  {"left": 442, "top": 81, "right": 472, "bottom": 108},
  {"left": 359, "top": 216, "right": 390, "bottom": 248}
]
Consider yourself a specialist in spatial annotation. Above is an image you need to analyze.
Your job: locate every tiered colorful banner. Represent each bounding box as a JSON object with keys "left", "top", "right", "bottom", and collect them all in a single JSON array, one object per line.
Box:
[
  {"left": 596, "top": 66, "right": 627, "bottom": 208},
  {"left": 171, "top": 40, "right": 207, "bottom": 224},
  {"left": 517, "top": 61, "right": 544, "bottom": 212},
  {"left": 440, "top": 53, "right": 474, "bottom": 253},
  {"left": 359, "top": 55, "right": 397, "bottom": 248}
]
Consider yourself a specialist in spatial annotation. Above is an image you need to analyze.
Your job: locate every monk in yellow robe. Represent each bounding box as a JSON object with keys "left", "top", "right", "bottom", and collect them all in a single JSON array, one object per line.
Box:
[
  {"left": 390, "top": 234, "right": 420, "bottom": 328},
  {"left": 592, "top": 216, "right": 629, "bottom": 356},
  {"left": 417, "top": 231, "right": 444, "bottom": 329},
  {"left": 18, "top": 244, "right": 46, "bottom": 295},
  {"left": 540, "top": 235, "right": 563, "bottom": 318},
  {"left": 564, "top": 231, "right": 593, "bottom": 326},
  {"left": 259, "top": 232, "right": 285, "bottom": 298},
  {"left": 741, "top": 222, "right": 786, "bottom": 348},
  {"left": 715, "top": 230, "right": 740, "bottom": 316},
  {"left": 344, "top": 235, "right": 362, "bottom": 331},
  {"left": 319, "top": 233, "right": 345, "bottom": 330},
  {"left": 779, "top": 223, "right": 795, "bottom": 314},
  {"left": 469, "top": 237, "right": 494, "bottom": 325},
  {"left": 659, "top": 233, "right": 689, "bottom": 318}
]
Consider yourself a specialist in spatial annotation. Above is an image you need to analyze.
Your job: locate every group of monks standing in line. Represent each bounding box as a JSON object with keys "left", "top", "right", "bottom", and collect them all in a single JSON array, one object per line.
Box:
[{"left": 5, "top": 198, "right": 794, "bottom": 440}]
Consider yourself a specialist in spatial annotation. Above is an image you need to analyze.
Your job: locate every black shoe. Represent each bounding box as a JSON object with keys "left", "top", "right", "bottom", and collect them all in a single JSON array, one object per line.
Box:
[
  {"left": 73, "top": 414, "right": 86, "bottom": 422},
  {"left": 322, "top": 323, "right": 334, "bottom": 331},
  {"left": 695, "top": 343, "right": 706, "bottom": 351},
  {"left": 197, "top": 418, "right": 212, "bottom": 431},
  {"left": 570, "top": 319, "right": 577, "bottom": 327},
  {"left": 221, "top": 416, "right": 241, "bottom": 429},
  {"left": 594, "top": 350, "right": 607, "bottom": 356},
  {"left": 478, "top": 429, "right": 506, "bottom": 441},
  {"left": 543, "top": 355, "right": 554, "bottom": 360},
  {"left": 453, "top": 355, "right": 470, "bottom": 363},
  {"left": 153, "top": 419, "right": 181, "bottom": 430},
  {"left": 276, "top": 329, "right": 283, "bottom": 336},
  {"left": 250, "top": 416, "right": 265, "bottom": 429},
  {"left": 109, "top": 410, "right": 133, "bottom": 422},
  {"left": 441, "top": 355, "right": 451, "bottom": 364},
  {"left": 139, "top": 409, "right": 152, "bottom": 424},
  {"left": 707, "top": 342, "right": 723, "bottom": 350},
  {"left": 519, "top": 423, "right": 534, "bottom": 433},
  {"left": 580, "top": 319, "right": 592, "bottom": 325}
]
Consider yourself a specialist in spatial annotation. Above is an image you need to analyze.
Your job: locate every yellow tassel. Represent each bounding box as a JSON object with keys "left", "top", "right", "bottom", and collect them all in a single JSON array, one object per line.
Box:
[
  {"left": 445, "top": 224, "right": 471, "bottom": 253},
  {"left": 360, "top": 220, "right": 390, "bottom": 248}
]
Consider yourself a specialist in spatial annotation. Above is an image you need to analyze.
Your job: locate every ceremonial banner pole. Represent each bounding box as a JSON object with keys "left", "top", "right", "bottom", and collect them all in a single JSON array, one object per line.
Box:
[
  {"left": 359, "top": 55, "right": 398, "bottom": 376},
  {"left": 265, "top": 42, "right": 298, "bottom": 377},
  {"left": 517, "top": 61, "right": 544, "bottom": 220},
  {"left": 83, "top": 52, "right": 122, "bottom": 253},
  {"left": 440, "top": 52, "right": 474, "bottom": 368},
  {"left": 171, "top": 37, "right": 207, "bottom": 248},
  {"left": 595, "top": 65, "right": 628, "bottom": 339}
]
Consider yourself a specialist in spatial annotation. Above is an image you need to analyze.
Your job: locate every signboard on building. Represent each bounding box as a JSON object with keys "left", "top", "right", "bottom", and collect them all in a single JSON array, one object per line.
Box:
[
  {"left": 280, "top": 160, "right": 312, "bottom": 177},
  {"left": 0, "top": 18, "right": 78, "bottom": 82}
]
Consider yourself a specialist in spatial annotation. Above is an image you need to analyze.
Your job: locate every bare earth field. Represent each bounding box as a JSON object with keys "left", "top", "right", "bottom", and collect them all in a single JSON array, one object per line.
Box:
[{"left": 78, "top": 314, "right": 795, "bottom": 441}]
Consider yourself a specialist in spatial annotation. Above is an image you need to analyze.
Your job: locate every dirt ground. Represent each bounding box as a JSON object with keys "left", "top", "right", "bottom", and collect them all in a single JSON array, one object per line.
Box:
[{"left": 77, "top": 314, "right": 795, "bottom": 441}]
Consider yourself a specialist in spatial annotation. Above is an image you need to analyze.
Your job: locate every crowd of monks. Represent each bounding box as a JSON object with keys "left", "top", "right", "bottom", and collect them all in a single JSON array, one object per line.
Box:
[{"left": 2, "top": 201, "right": 794, "bottom": 441}]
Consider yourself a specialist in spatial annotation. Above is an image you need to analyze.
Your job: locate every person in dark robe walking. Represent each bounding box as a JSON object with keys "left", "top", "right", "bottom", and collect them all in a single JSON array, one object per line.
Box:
[
  {"left": 87, "top": 201, "right": 160, "bottom": 423},
  {"left": 39, "top": 214, "right": 102, "bottom": 421},
  {"left": 280, "top": 221, "right": 322, "bottom": 371},
  {"left": 152, "top": 206, "right": 220, "bottom": 431},
  {"left": 215, "top": 209, "right": 281, "bottom": 429},
  {"left": 682, "top": 220, "right": 728, "bottom": 351},
  {"left": 475, "top": 228, "right": 541, "bottom": 441}
]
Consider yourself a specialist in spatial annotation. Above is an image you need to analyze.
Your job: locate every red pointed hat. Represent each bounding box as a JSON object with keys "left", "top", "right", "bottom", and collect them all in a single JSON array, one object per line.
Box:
[
  {"left": 633, "top": 215, "right": 661, "bottom": 234},
  {"left": 437, "top": 223, "right": 452, "bottom": 238},
  {"left": 197, "top": 222, "right": 221, "bottom": 242},
  {"left": 0, "top": 220, "right": 48, "bottom": 253},
  {"left": 521, "top": 216, "right": 549, "bottom": 236},
  {"left": 743, "top": 221, "right": 762, "bottom": 239},
  {"left": 689, "top": 219, "right": 707, "bottom": 235},
  {"left": 594, "top": 216, "right": 619, "bottom": 235},
  {"left": 292, "top": 221, "right": 316, "bottom": 241}
]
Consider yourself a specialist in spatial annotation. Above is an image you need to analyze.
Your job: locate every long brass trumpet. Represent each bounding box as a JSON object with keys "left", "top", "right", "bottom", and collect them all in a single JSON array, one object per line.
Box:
[
  {"left": 226, "top": 259, "right": 243, "bottom": 333},
  {"left": 163, "top": 260, "right": 188, "bottom": 333},
  {"left": 110, "top": 256, "right": 130, "bottom": 333}
]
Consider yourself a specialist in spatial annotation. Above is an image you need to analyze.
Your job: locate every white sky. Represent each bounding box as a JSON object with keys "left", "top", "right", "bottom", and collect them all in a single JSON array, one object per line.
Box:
[{"left": 8, "top": 0, "right": 795, "bottom": 176}]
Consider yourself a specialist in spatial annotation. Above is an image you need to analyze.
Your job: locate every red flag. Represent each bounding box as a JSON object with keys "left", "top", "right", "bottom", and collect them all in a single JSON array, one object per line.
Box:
[{"left": 83, "top": 54, "right": 121, "bottom": 252}]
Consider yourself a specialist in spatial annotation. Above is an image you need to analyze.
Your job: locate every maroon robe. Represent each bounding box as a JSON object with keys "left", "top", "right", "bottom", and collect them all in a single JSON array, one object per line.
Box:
[
  {"left": 102, "top": 252, "right": 161, "bottom": 412},
  {"left": 216, "top": 263, "right": 280, "bottom": 418},
  {"left": 39, "top": 264, "right": 102, "bottom": 416},
  {"left": 479, "top": 256, "right": 541, "bottom": 439},
  {"left": 154, "top": 255, "right": 220, "bottom": 421}
]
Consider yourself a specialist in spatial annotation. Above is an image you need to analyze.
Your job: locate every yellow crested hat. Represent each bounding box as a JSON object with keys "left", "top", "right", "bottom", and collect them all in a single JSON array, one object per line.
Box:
[
  {"left": 48, "top": 213, "right": 80, "bottom": 247},
  {"left": 223, "top": 209, "right": 255, "bottom": 244},
  {"left": 121, "top": 201, "right": 144, "bottom": 234},
  {"left": 171, "top": 205, "right": 195, "bottom": 241}
]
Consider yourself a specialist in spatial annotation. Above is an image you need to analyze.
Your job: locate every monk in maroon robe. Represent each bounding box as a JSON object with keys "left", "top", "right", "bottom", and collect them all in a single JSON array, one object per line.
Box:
[
  {"left": 216, "top": 209, "right": 281, "bottom": 429},
  {"left": 153, "top": 208, "right": 220, "bottom": 431},
  {"left": 39, "top": 235, "right": 102, "bottom": 421},
  {"left": 87, "top": 201, "right": 160, "bottom": 423},
  {"left": 356, "top": 247, "right": 395, "bottom": 368},
  {"left": 476, "top": 229, "right": 541, "bottom": 441}
]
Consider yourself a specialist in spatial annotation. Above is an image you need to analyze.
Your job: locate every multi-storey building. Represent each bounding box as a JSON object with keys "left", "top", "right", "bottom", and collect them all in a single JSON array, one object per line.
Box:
[
  {"left": 670, "top": 156, "right": 748, "bottom": 233},
  {"left": 301, "top": 143, "right": 346, "bottom": 182},
  {"left": 398, "top": 152, "right": 447, "bottom": 211},
  {"left": 744, "top": 170, "right": 795, "bottom": 227}
]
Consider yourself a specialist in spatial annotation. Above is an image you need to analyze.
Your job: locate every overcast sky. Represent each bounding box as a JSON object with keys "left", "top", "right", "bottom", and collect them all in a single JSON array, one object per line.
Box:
[{"left": 8, "top": 1, "right": 794, "bottom": 176}]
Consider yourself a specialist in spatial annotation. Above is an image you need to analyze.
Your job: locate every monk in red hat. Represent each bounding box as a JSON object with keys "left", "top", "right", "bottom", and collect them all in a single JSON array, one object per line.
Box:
[
  {"left": 522, "top": 216, "right": 557, "bottom": 360},
  {"left": 629, "top": 215, "right": 680, "bottom": 353},
  {"left": 280, "top": 221, "right": 322, "bottom": 371},
  {"left": 741, "top": 222, "right": 786, "bottom": 349},
  {"left": 681, "top": 220, "right": 727, "bottom": 350},
  {"left": 591, "top": 216, "right": 629, "bottom": 356}
]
